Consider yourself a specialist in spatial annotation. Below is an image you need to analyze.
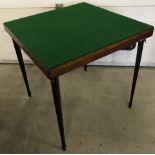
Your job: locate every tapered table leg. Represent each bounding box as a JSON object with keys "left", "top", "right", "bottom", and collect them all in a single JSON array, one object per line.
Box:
[
  {"left": 12, "top": 39, "right": 31, "bottom": 97},
  {"left": 50, "top": 77, "right": 66, "bottom": 150},
  {"left": 129, "top": 40, "right": 145, "bottom": 108}
]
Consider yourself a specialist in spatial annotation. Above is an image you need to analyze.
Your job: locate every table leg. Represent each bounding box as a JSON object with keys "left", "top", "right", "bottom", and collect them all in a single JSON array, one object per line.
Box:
[
  {"left": 129, "top": 40, "right": 145, "bottom": 108},
  {"left": 50, "top": 77, "right": 66, "bottom": 150},
  {"left": 12, "top": 39, "right": 31, "bottom": 97},
  {"left": 84, "top": 64, "right": 87, "bottom": 71}
]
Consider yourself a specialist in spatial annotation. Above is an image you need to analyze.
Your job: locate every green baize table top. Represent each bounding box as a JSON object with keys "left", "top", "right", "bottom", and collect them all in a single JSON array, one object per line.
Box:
[{"left": 4, "top": 2, "right": 153, "bottom": 69}]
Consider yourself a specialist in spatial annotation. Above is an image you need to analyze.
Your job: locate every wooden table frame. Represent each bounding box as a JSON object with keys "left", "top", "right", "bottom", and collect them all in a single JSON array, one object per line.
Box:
[{"left": 4, "top": 25, "right": 154, "bottom": 150}]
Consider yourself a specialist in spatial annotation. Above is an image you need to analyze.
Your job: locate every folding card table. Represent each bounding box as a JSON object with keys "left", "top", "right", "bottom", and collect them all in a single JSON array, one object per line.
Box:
[{"left": 4, "top": 2, "right": 154, "bottom": 150}]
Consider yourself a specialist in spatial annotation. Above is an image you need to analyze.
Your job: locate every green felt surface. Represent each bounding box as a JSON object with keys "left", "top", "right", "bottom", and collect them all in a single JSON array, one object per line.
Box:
[{"left": 4, "top": 2, "right": 153, "bottom": 69}]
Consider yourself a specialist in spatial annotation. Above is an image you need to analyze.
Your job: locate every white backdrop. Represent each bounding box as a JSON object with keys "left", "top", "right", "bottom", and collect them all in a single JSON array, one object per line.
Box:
[{"left": 0, "top": 0, "right": 155, "bottom": 66}]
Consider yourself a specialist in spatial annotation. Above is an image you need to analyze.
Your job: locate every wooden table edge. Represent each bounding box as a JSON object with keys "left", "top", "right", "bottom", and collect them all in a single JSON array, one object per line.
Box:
[
  {"left": 50, "top": 27, "right": 154, "bottom": 77},
  {"left": 4, "top": 25, "right": 50, "bottom": 78},
  {"left": 4, "top": 24, "right": 154, "bottom": 79}
]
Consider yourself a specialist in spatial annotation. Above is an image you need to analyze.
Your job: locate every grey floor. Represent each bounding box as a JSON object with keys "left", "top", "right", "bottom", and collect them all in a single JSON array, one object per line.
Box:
[{"left": 0, "top": 64, "right": 155, "bottom": 153}]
